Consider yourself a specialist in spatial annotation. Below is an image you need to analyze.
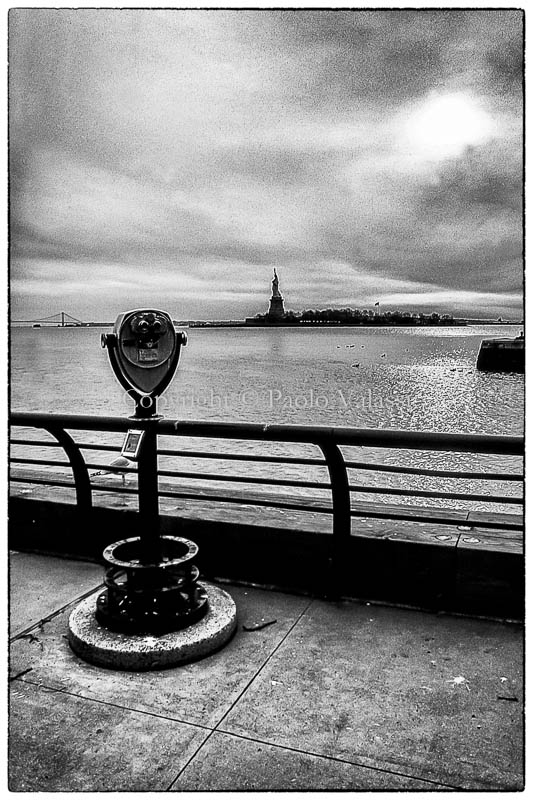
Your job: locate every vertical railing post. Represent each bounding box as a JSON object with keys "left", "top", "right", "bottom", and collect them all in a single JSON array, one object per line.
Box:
[
  {"left": 136, "top": 420, "right": 162, "bottom": 564},
  {"left": 318, "top": 440, "right": 351, "bottom": 599}
]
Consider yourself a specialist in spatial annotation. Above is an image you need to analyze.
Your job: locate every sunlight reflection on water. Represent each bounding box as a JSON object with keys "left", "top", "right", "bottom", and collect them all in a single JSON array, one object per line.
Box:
[{"left": 11, "top": 325, "right": 523, "bottom": 514}]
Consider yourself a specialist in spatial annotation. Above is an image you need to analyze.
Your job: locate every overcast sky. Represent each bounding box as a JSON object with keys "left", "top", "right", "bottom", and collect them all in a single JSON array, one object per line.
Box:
[{"left": 10, "top": 8, "right": 523, "bottom": 321}]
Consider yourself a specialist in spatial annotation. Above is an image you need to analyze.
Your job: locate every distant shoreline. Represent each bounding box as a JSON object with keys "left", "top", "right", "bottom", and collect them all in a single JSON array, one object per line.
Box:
[
  {"left": 11, "top": 320, "right": 521, "bottom": 329},
  {"left": 187, "top": 320, "right": 519, "bottom": 329}
]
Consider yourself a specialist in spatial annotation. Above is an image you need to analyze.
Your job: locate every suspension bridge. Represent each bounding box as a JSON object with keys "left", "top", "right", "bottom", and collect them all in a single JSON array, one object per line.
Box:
[{"left": 12, "top": 312, "right": 85, "bottom": 327}]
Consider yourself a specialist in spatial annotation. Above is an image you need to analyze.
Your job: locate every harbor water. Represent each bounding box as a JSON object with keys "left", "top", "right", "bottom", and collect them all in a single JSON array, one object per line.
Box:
[{"left": 10, "top": 324, "right": 524, "bottom": 513}]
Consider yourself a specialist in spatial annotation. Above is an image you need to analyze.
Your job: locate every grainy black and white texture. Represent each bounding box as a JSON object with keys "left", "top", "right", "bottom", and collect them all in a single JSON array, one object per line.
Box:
[{"left": 9, "top": 7, "right": 523, "bottom": 322}]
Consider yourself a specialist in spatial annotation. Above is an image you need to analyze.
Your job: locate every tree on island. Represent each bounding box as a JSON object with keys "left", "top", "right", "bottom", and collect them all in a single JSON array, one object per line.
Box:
[{"left": 250, "top": 304, "right": 454, "bottom": 326}]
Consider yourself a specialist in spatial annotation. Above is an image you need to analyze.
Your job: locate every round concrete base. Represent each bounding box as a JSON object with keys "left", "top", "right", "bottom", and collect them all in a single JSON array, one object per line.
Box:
[{"left": 68, "top": 583, "right": 237, "bottom": 671}]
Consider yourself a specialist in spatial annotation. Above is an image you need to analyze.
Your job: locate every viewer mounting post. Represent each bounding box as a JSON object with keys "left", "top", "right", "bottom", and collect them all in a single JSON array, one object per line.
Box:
[
  {"left": 67, "top": 309, "right": 237, "bottom": 669},
  {"left": 101, "top": 309, "right": 188, "bottom": 565},
  {"left": 98, "top": 309, "right": 210, "bottom": 630}
]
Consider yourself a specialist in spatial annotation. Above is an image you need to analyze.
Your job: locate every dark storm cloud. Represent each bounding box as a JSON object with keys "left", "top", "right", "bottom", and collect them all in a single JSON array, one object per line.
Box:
[
  {"left": 265, "top": 9, "right": 506, "bottom": 109},
  {"left": 260, "top": 10, "right": 452, "bottom": 111},
  {"left": 428, "top": 166, "right": 522, "bottom": 213},
  {"left": 9, "top": 8, "right": 524, "bottom": 320},
  {"left": 484, "top": 17, "right": 524, "bottom": 97}
]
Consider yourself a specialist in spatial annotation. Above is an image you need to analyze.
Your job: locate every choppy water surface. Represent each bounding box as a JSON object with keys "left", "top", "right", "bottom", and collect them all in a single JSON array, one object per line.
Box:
[{"left": 11, "top": 325, "right": 524, "bottom": 512}]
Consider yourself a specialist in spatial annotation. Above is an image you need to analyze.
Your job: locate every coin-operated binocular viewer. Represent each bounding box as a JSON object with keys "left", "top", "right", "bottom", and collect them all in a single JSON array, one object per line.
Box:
[
  {"left": 69, "top": 309, "right": 236, "bottom": 670},
  {"left": 101, "top": 309, "right": 187, "bottom": 418}
]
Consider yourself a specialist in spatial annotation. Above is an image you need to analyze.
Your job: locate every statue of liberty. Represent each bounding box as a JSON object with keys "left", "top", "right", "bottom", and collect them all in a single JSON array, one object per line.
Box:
[
  {"left": 272, "top": 269, "right": 281, "bottom": 298},
  {"left": 268, "top": 269, "right": 285, "bottom": 319}
]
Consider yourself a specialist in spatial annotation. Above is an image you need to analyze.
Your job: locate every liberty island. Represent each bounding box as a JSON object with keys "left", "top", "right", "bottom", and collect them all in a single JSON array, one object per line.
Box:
[{"left": 244, "top": 269, "right": 465, "bottom": 327}]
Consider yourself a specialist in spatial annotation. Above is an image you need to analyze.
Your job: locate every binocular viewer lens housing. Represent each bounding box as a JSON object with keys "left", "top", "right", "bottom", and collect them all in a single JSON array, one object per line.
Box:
[
  {"left": 130, "top": 312, "right": 168, "bottom": 339},
  {"left": 102, "top": 308, "right": 186, "bottom": 404}
]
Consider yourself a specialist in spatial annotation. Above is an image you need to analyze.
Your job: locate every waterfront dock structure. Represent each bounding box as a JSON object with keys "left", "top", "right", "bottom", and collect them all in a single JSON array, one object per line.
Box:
[
  {"left": 9, "top": 412, "right": 524, "bottom": 790},
  {"left": 477, "top": 334, "right": 525, "bottom": 372}
]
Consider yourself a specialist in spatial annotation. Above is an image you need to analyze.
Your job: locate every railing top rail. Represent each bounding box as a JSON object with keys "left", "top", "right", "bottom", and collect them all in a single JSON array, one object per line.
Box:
[{"left": 9, "top": 411, "right": 524, "bottom": 456}]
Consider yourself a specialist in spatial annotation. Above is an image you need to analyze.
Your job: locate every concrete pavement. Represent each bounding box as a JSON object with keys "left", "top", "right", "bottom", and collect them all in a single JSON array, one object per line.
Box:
[{"left": 8, "top": 551, "right": 524, "bottom": 791}]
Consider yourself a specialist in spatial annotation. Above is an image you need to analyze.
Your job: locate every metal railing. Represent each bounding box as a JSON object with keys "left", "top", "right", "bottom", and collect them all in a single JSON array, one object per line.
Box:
[{"left": 10, "top": 412, "right": 524, "bottom": 551}]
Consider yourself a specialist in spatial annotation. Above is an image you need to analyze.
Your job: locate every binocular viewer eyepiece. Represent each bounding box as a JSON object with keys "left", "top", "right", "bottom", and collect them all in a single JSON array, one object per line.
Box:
[
  {"left": 129, "top": 311, "right": 168, "bottom": 339},
  {"left": 102, "top": 308, "right": 187, "bottom": 415}
]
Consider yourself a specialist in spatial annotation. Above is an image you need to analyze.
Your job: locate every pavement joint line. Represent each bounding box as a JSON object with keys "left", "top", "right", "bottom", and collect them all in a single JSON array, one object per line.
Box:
[
  {"left": 201, "top": 728, "right": 463, "bottom": 790},
  {"left": 165, "top": 729, "right": 217, "bottom": 791},
  {"left": 213, "top": 596, "right": 315, "bottom": 730},
  {"left": 10, "top": 675, "right": 217, "bottom": 733},
  {"left": 165, "top": 596, "right": 315, "bottom": 791},
  {"left": 9, "top": 582, "right": 105, "bottom": 641},
  {"left": 9, "top": 567, "right": 525, "bottom": 792},
  {"left": 8, "top": 673, "right": 521, "bottom": 793}
]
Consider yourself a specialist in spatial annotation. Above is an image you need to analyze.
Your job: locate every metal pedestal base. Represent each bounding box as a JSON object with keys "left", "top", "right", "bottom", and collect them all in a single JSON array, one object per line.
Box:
[
  {"left": 68, "top": 583, "right": 237, "bottom": 671},
  {"left": 95, "top": 536, "right": 208, "bottom": 635}
]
